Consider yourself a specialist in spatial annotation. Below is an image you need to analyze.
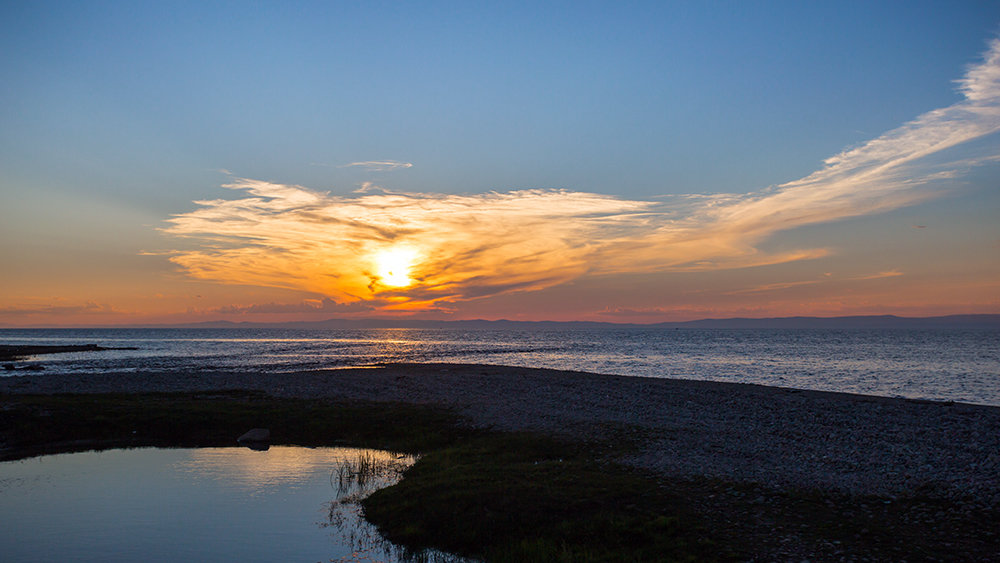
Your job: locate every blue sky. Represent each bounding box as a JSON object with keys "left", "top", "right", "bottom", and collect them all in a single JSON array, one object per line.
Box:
[{"left": 2, "top": 1, "right": 999, "bottom": 324}]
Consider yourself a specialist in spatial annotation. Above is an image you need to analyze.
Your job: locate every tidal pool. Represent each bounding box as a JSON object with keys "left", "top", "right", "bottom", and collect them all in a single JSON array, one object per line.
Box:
[{"left": 0, "top": 446, "right": 460, "bottom": 562}]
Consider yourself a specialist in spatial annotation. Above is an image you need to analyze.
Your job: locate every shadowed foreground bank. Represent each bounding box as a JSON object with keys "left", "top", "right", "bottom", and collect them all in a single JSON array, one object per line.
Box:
[{"left": 2, "top": 364, "right": 998, "bottom": 561}]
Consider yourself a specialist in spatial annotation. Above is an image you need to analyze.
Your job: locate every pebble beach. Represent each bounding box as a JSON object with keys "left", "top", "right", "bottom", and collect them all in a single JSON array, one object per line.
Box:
[{"left": 3, "top": 363, "right": 998, "bottom": 509}]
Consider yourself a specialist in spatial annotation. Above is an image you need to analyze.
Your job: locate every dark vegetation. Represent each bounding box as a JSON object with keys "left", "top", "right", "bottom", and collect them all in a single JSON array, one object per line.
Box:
[
  {"left": 0, "top": 392, "right": 462, "bottom": 457},
  {"left": 363, "top": 431, "right": 720, "bottom": 562},
  {"left": 1, "top": 392, "right": 997, "bottom": 561}
]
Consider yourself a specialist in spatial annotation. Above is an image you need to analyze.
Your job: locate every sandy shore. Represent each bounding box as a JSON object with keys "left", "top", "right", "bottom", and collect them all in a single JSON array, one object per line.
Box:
[{"left": 2, "top": 363, "right": 998, "bottom": 506}]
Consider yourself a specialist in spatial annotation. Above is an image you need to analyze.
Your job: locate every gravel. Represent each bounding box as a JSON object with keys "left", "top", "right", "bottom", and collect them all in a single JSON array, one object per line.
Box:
[{"left": 2, "top": 363, "right": 998, "bottom": 506}]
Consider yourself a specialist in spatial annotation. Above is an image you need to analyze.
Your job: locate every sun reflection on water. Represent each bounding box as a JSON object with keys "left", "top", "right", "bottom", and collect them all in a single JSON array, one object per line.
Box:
[{"left": 175, "top": 446, "right": 415, "bottom": 494}]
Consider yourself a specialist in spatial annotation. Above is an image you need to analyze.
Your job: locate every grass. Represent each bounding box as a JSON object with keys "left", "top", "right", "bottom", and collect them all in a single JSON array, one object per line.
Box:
[
  {"left": 0, "top": 391, "right": 465, "bottom": 457},
  {"left": 2, "top": 391, "right": 997, "bottom": 561},
  {"left": 361, "top": 432, "right": 721, "bottom": 562},
  {"left": 335, "top": 449, "right": 415, "bottom": 496}
]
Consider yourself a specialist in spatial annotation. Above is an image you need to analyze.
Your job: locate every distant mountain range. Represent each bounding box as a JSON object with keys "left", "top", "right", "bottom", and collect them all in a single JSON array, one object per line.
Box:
[{"left": 153, "top": 314, "right": 1000, "bottom": 330}]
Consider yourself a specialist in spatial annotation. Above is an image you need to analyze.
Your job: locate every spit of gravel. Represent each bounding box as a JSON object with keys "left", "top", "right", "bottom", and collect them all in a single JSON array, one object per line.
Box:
[{"left": 2, "top": 363, "right": 998, "bottom": 507}]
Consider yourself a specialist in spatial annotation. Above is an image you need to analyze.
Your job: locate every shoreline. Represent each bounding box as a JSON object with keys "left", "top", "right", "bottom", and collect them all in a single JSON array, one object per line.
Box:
[
  {"left": 3, "top": 362, "right": 998, "bottom": 503},
  {"left": 3, "top": 363, "right": 999, "bottom": 560}
]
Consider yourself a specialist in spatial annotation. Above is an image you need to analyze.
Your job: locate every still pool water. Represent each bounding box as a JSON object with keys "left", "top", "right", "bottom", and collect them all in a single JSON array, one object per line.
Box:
[{"left": 0, "top": 446, "right": 465, "bottom": 562}]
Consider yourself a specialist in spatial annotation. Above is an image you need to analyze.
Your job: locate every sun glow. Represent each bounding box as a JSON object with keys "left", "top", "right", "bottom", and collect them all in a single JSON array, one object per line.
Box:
[
  {"left": 374, "top": 247, "right": 417, "bottom": 288},
  {"left": 166, "top": 31, "right": 1000, "bottom": 313}
]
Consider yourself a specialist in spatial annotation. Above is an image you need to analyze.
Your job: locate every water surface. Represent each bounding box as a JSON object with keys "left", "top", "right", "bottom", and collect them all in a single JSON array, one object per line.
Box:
[
  {"left": 0, "top": 446, "right": 461, "bottom": 562},
  {"left": 1, "top": 327, "right": 998, "bottom": 405}
]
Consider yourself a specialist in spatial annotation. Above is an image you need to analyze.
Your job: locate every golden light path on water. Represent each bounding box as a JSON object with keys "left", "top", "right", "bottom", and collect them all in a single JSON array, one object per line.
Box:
[{"left": 176, "top": 446, "right": 416, "bottom": 492}]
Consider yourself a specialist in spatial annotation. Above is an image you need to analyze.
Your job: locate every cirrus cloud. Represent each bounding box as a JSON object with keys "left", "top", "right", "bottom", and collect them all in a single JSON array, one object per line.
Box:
[
  {"left": 164, "top": 40, "right": 1000, "bottom": 311},
  {"left": 338, "top": 160, "right": 414, "bottom": 171},
  {"left": 209, "top": 297, "right": 375, "bottom": 315},
  {"left": 0, "top": 301, "right": 119, "bottom": 317}
]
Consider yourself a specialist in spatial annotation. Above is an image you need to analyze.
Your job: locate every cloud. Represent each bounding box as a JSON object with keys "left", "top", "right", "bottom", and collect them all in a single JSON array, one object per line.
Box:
[
  {"left": 850, "top": 270, "right": 904, "bottom": 281},
  {"left": 166, "top": 184, "right": 642, "bottom": 306},
  {"left": 338, "top": 160, "right": 414, "bottom": 171},
  {"left": 210, "top": 298, "right": 374, "bottom": 315},
  {"left": 597, "top": 306, "right": 682, "bottom": 318},
  {"left": 0, "top": 302, "right": 118, "bottom": 316},
  {"left": 725, "top": 270, "right": 905, "bottom": 295},
  {"left": 165, "top": 41, "right": 1000, "bottom": 311},
  {"left": 725, "top": 280, "right": 824, "bottom": 295}
]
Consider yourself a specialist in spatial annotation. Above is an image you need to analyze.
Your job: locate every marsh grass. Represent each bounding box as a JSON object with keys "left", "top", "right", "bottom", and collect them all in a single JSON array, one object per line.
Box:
[
  {"left": 360, "top": 432, "right": 722, "bottom": 562},
  {"left": 334, "top": 450, "right": 415, "bottom": 495},
  {"left": 0, "top": 391, "right": 467, "bottom": 459},
  {"left": 323, "top": 451, "right": 474, "bottom": 563}
]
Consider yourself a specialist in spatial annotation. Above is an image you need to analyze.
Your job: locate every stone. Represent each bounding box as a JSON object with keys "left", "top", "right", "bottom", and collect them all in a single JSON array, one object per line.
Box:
[{"left": 237, "top": 428, "right": 270, "bottom": 443}]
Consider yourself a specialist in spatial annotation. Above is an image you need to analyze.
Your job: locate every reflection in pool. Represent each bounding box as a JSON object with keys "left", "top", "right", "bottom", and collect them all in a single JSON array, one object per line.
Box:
[{"left": 0, "top": 446, "right": 465, "bottom": 562}]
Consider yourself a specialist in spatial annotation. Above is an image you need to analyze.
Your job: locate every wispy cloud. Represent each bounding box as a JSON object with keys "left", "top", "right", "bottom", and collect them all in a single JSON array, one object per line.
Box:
[
  {"left": 337, "top": 160, "right": 414, "bottom": 171},
  {"left": 724, "top": 270, "right": 905, "bottom": 296},
  {"left": 165, "top": 41, "right": 1000, "bottom": 310},
  {"left": 0, "top": 301, "right": 118, "bottom": 316},
  {"left": 210, "top": 298, "right": 374, "bottom": 315},
  {"left": 850, "top": 270, "right": 904, "bottom": 281},
  {"left": 598, "top": 306, "right": 690, "bottom": 318},
  {"left": 725, "top": 280, "right": 825, "bottom": 295}
]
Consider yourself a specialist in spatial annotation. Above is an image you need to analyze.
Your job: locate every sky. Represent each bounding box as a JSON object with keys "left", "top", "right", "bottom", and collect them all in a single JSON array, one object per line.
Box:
[{"left": 2, "top": 1, "right": 999, "bottom": 326}]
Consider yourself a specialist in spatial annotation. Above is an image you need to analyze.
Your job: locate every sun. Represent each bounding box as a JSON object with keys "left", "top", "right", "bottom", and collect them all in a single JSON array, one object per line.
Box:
[{"left": 374, "top": 247, "right": 417, "bottom": 288}]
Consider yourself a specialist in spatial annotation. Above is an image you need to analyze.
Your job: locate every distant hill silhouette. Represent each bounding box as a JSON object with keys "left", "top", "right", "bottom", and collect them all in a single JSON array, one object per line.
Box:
[{"left": 156, "top": 314, "right": 1000, "bottom": 330}]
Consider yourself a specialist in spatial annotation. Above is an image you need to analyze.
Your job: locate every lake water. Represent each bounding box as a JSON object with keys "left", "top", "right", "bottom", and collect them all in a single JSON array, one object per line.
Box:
[
  {"left": 1, "top": 327, "right": 998, "bottom": 405},
  {"left": 0, "top": 446, "right": 466, "bottom": 562}
]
